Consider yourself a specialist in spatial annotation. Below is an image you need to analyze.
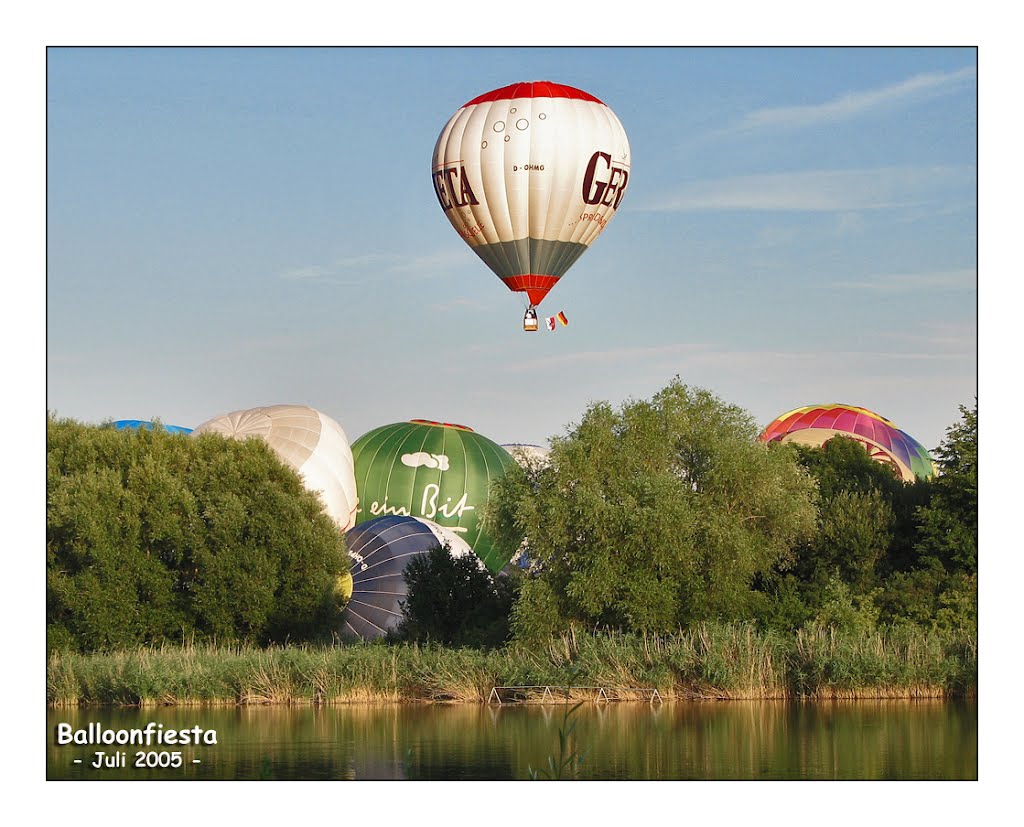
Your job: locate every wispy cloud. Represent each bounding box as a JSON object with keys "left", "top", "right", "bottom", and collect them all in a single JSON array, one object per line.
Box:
[
  {"left": 280, "top": 264, "right": 334, "bottom": 281},
  {"left": 502, "top": 341, "right": 973, "bottom": 377},
  {"left": 502, "top": 343, "right": 711, "bottom": 374},
  {"left": 733, "top": 66, "right": 976, "bottom": 134},
  {"left": 639, "top": 165, "right": 974, "bottom": 213},
  {"left": 279, "top": 261, "right": 378, "bottom": 285},
  {"left": 389, "top": 249, "right": 475, "bottom": 276},
  {"left": 876, "top": 321, "right": 977, "bottom": 350},
  {"left": 824, "top": 268, "right": 977, "bottom": 293},
  {"left": 430, "top": 297, "right": 493, "bottom": 312},
  {"left": 278, "top": 248, "right": 471, "bottom": 284}
]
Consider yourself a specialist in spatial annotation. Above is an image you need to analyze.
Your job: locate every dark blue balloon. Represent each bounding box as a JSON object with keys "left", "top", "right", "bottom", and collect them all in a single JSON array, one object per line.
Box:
[
  {"left": 343, "top": 515, "right": 445, "bottom": 640},
  {"left": 113, "top": 419, "right": 193, "bottom": 435}
]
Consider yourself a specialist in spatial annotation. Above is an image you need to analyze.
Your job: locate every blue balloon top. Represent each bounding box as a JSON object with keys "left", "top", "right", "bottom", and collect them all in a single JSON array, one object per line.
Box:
[{"left": 112, "top": 419, "right": 193, "bottom": 435}]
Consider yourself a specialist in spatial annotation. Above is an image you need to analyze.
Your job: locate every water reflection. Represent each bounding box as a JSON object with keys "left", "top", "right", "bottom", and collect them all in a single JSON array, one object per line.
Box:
[{"left": 47, "top": 700, "right": 976, "bottom": 781}]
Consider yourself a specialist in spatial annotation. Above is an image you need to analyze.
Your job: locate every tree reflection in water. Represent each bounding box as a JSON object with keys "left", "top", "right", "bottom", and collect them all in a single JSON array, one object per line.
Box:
[{"left": 47, "top": 699, "right": 976, "bottom": 781}]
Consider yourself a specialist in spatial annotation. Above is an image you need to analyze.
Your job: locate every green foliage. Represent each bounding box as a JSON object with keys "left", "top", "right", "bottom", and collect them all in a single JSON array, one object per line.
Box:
[
  {"left": 875, "top": 403, "right": 977, "bottom": 632},
  {"left": 488, "top": 380, "right": 818, "bottom": 638},
  {"left": 757, "top": 438, "right": 904, "bottom": 632},
  {"left": 394, "top": 543, "right": 520, "bottom": 648},
  {"left": 759, "top": 404, "right": 977, "bottom": 637},
  {"left": 794, "top": 435, "right": 904, "bottom": 501},
  {"left": 876, "top": 563, "right": 977, "bottom": 637},
  {"left": 915, "top": 402, "right": 977, "bottom": 572},
  {"left": 47, "top": 415, "right": 349, "bottom": 653},
  {"left": 492, "top": 388, "right": 975, "bottom": 643},
  {"left": 781, "top": 486, "right": 893, "bottom": 614},
  {"left": 788, "top": 438, "right": 899, "bottom": 596},
  {"left": 810, "top": 577, "right": 881, "bottom": 636},
  {"left": 818, "top": 489, "right": 893, "bottom": 591}
]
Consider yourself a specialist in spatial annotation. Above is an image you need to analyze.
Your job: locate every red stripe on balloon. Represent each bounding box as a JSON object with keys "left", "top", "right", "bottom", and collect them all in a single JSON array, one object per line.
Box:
[
  {"left": 501, "top": 274, "right": 560, "bottom": 307},
  {"left": 463, "top": 81, "right": 605, "bottom": 108},
  {"left": 408, "top": 419, "right": 475, "bottom": 432}
]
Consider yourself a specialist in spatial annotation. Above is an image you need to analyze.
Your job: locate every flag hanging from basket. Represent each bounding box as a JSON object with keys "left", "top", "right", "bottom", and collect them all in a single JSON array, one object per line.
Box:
[{"left": 545, "top": 311, "right": 568, "bottom": 331}]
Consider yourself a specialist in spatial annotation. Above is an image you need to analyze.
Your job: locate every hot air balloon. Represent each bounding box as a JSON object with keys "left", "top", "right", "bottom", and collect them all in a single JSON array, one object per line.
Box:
[
  {"left": 499, "top": 444, "right": 551, "bottom": 570},
  {"left": 432, "top": 80, "right": 631, "bottom": 330},
  {"left": 759, "top": 403, "right": 937, "bottom": 482},
  {"left": 342, "top": 514, "right": 478, "bottom": 640},
  {"left": 351, "top": 419, "right": 516, "bottom": 573},
  {"left": 192, "top": 404, "right": 359, "bottom": 532},
  {"left": 501, "top": 443, "right": 551, "bottom": 469},
  {"left": 112, "top": 419, "right": 193, "bottom": 435}
]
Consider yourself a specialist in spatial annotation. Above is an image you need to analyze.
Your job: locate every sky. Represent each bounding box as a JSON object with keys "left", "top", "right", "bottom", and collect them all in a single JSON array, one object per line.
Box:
[{"left": 44, "top": 46, "right": 978, "bottom": 454}]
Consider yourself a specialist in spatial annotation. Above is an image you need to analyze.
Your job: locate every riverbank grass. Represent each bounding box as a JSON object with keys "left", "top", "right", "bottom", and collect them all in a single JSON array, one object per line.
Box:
[{"left": 48, "top": 623, "right": 976, "bottom": 707}]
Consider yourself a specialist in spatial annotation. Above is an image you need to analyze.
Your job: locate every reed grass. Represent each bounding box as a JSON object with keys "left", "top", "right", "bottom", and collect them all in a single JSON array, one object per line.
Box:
[{"left": 47, "top": 623, "right": 976, "bottom": 707}]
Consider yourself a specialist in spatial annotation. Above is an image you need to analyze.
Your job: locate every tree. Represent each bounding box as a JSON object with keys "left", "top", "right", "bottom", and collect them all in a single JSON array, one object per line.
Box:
[
  {"left": 791, "top": 436, "right": 930, "bottom": 578},
  {"left": 394, "top": 543, "right": 519, "bottom": 647},
  {"left": 487, "top": 380, "right": 818, "bottom": 638},
  {"left": 877, "top": 402, "right": 977, "bottom": 633},
  {"left": 915, "top": 402, "right": 977, "bottom": 572},
  {"left": 768, "top": 439, "right": 898, "bottom": 624},
  {"left": 793, "top": 435, "right": 904, "bottom": 502},
  {"left": 816, "top": 488, "right": 894, "bottom": 592},
  {"left": 752, "top": 434, "right": 954, "bottom": 632},
  {"left": 47, "top": 415, "right": 349, "bottom": 652}
]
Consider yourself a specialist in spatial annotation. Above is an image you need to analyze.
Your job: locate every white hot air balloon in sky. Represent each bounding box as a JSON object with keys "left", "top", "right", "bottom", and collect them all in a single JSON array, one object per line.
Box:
[
  {"left": 192, "top": 404, "right": 358, "bottom": 532},
  {"left": 432, "top": 80, "right": 631, "bottom": 330}
]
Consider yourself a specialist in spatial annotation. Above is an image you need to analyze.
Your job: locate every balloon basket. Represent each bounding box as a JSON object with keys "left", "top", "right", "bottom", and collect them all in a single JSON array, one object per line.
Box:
[{"left": 523, "top": 307, "right": 538, "bottom": 332}]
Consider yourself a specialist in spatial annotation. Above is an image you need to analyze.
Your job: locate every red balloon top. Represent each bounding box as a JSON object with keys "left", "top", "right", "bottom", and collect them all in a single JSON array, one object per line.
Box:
[
  {"left": 463, "top": 81, "right": 605, "bottom": 108},
  {"left": 409, "top": 419, "right": 475, "bottom": 432}
]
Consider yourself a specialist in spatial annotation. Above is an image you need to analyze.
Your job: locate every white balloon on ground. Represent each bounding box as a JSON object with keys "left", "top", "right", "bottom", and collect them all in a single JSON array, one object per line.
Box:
[
  {"left": 192, "top": 404, "right": 358, "bottom": 532},
  {"left": 417, "top": 517, "right": 480, "bottom": 564},
  {"left": 500, "top": 444, "right": 552, "bottom": 570},
  {"left": 501, "top": 443, "right": 551, "bottom": 470}
]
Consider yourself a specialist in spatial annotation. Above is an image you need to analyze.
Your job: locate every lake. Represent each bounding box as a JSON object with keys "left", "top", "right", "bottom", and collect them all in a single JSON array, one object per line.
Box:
[{"left": 46, "top": 699, "right": 976, "bottom": 780}]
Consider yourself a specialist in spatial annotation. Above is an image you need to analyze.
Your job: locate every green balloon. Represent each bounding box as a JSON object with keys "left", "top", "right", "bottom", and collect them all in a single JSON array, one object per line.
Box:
[{"left": 351, "top": 420, "right": 516, "bottom": 573}]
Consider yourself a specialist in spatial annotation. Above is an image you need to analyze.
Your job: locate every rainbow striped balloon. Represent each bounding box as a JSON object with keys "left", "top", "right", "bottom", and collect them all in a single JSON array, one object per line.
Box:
[{"left": 759, "top": 404, "right": 937, "bottom": 482}]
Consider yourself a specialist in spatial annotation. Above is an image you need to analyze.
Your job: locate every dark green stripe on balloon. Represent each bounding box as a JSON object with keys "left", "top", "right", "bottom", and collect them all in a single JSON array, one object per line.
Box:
[
  {"left": 471, "top": 237, "right": 589, "bottom": 280},
  {"left": 351, "top": 421, "right": 516, "bottom": 573}
]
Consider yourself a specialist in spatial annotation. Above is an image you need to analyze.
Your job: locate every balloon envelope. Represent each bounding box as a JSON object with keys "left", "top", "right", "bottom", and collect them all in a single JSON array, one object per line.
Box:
[
  {"left": 432, "top": 80, "right": 631, "bottom": 307},
  {"left": 351, "top": 419, "right": 516, "bottom": 573},
  {"left": 500, "top": 444, "right": 550, "bottom": 570},
  {"left": 343, "top": 515, "right": 475, "bottom": 639},
  {"left": 113, "top": 419, "right": 193, "bottom": 435},
  {"left": 501, "top": 443, "right": 551, "bottom": 469},
  {"left": 192, "top": 404, "right": 359, "bottom": 531},
  {"left": 759, "top": 403, "right": 937, "bottom": 482}
]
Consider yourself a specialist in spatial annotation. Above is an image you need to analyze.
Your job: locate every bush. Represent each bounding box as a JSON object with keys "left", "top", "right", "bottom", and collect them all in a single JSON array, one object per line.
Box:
[
  {"left": 394, "top": 544, "right": 519, "bottom": 648},
  {"left": 47, "top": 415, "right": 349, "bottom": 652}
]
